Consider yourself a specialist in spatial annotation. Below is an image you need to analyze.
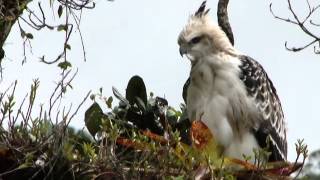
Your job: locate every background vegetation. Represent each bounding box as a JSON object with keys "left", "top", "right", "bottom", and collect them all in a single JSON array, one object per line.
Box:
[{"left": 0, "top": 0, "right": 319, "bottom": 179}]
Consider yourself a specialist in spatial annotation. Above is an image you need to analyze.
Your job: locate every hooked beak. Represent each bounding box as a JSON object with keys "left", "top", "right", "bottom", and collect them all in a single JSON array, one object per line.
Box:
[{"left": 179, "top": 46, "right": 187, "bottom": 57}]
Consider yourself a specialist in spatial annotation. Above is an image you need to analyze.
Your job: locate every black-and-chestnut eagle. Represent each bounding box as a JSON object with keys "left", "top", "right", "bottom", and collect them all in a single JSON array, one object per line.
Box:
[{"left": 178, "top": 1, "right": 287, "bottom": 162}]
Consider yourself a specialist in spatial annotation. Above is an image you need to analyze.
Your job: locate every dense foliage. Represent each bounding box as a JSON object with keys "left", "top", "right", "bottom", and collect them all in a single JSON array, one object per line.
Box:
[{"left": 0, "top": 75, "right": 308, "bottom": 179}]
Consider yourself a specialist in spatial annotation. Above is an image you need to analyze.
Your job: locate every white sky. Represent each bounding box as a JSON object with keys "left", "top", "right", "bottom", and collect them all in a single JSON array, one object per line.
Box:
[{"left": 1, "top": 0, "right": 320, "bottom": 162}]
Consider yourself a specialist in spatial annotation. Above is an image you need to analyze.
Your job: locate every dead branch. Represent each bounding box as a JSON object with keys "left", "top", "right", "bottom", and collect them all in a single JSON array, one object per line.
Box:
[
  {"left": 217, "top": 0, "right": 234, "bottom": 46},
  {"left": 270, "top": 0, "right": 320, "bottom": 54}
]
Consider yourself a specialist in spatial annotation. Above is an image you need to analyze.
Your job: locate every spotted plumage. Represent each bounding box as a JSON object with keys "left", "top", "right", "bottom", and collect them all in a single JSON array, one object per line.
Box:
[
  {"left": 178, "top": 1, "right": 287, "bottom": 162},
  {"left": 239, "top": 55, "right": 287, "bottom": 161}
]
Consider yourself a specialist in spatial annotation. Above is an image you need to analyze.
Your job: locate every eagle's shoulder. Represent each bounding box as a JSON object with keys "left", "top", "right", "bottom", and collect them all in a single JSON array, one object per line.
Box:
[{"left": 238, "top": 55, "right": 287, "bottom": 161}]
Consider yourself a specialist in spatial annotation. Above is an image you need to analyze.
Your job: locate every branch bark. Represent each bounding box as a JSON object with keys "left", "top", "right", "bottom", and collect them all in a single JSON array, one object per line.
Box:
[
  {"left": 0, "top": 0, "right": 30, "bottom": 61},
  {"left": 217, "top": 0, "right": 234, "bottom": 46}
]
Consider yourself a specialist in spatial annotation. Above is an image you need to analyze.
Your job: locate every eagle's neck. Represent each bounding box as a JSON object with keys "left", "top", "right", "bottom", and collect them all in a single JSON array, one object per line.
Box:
[{"left": 190, "top": 52, "right": 240, "bottom": 74}]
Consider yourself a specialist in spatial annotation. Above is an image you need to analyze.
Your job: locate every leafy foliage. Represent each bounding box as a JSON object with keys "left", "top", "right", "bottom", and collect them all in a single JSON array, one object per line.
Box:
[
  {"left": 125, "top": 75, "right": 148, "bottom": 108},
  {"left": 82, "top": 75, "right": 306, "bottom": 179},
  {"left": 0, "top": 75, "right": 309, "bottom": 179}
]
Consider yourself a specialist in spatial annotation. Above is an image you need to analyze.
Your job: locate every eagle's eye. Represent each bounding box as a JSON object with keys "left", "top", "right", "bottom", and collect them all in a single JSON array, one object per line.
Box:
[{"left": 190, "top": 36, "right": 202, "bottom": 44}]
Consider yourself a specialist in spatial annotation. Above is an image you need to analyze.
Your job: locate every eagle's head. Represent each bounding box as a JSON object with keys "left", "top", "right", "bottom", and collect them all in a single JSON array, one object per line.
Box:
[{"left": 178, "top": 1, "right": 235, "bottom": 63}]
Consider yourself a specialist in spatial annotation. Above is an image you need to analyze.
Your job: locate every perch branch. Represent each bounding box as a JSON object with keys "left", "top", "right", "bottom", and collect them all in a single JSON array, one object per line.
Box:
[{"left": 217, "top": 0, "right": 234, "bottom": 46}]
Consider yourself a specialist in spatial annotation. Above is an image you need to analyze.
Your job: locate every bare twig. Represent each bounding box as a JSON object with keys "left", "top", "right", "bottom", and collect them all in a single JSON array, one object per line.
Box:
[
  {"left": 70, "top": 9, "right": 87, "bottom": 61},
  {"left": 293, "top": 139, "right": 308, "bottom": 179},
  {"left": 67, "top": 90, "right": 91, "bottom": 125},
  {"left": 0, "top": 0, "right": 95, "bottom": 75},
  {"left": 0, "top": 81, "right": 17, "bottom": 124},
  {"left": 48, "top": 69, "right": 77, "bottom": 119},
  {"left": 310, "top": 20, "right": 320, "bottom": 26},
  {"left": 270, "top": 0, "right": 320, "bottom": 54},
  {"left": 58, "top": 0, "right": 95, "bottom": 10}
]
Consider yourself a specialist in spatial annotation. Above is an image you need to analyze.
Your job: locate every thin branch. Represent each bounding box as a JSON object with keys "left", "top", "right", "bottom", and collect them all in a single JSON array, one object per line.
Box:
[
  {"left": 310, "top": 20, "right": 320, "bottom": 27},
  {"left": 285, "top": 39, "right": 318, "bottom": 52},
  {"left": 70, "top": 9, "right": 87, "bottom": 61},
  {"left": 65, "top": 90, "right": 91, "bottom": 127},
  {"left": 1, "top": 0, "right": 95, "bottom": 74},
  {"left": 314, "top": 44, "right": 320, "bottom": 54},
  {"left": 48, "top": 70, "right": 76, "bottom": 118},
  {"left": 270, "top": 0, "right": 320, "bottom": 54},
  {"left": 270, "top": 4, "right": 298, "bottom": 25},
  {"left": 58, "top": 0, "right": 95, "bottom": 10}
]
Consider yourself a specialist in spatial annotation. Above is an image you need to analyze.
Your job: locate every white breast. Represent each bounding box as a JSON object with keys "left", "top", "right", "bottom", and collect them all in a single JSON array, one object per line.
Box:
[{"left": 187, "top": 54, "right": 260, "bottom": 160}]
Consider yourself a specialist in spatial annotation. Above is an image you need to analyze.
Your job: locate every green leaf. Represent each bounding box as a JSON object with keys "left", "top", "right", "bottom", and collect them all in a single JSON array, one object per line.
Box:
[
  {"left": 125, "top": 75, "right": 147, "bottom": 107},
  {"left": 90, "top": 94, "right": 95, "bottom": 100},
  {"left": 63, "top": 142, "right": 75, "bottom": 161},
  {"left": 166, "top": 107, "right": 178, "bottom": 122},
  {"left": 106, "top": 96, "right": 113, "bottom": 109},
  {"left": 166, "top": 108, "right": 176, "bottom": 117},
  {"left": 84, "top": 103, "right": 105, "bottom": 137},
  {"left": 169, "top": 175, "right": 185, "bottom": 180},
  {"left": 112, "top": 87, "right": 130, "bottom": 106},
  {"left": 58, "top": 5, "right": 63, "bottom": 18},
  {"left": 18, "top": 162, "right": 33, "bottom": 169},
  {"left": 20, "top": 29, "right": 26, "bottom": 38},
  {"left": 57, "top": 24, "right": 67, "bottom": 31},
  {"left": 58, "top": 61, "right": 72, "bottom": 70},
  {"left": 82, "top": 142, "right": 97, "bottom": 161},
  {"left": 65, "top": 44, "right": 71, "bottom": 50},
  {"left": 26, "top": 33, "right": 33, "bottom": 39}
]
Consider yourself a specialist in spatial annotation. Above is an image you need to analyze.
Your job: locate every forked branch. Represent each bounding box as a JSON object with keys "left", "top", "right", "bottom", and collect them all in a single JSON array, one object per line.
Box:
[{"left": 270, "top": 0, "right": 320, "bottom": 54}]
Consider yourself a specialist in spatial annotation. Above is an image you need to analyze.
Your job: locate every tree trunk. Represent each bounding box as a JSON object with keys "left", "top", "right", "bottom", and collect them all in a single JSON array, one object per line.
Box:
[{"left": 0, "top": 0, "right": 30, "bottom": 62}]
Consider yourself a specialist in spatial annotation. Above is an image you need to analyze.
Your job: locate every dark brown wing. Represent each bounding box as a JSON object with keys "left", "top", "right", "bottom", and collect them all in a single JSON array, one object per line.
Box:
[{"left": 239, "top": 55, "right": 287, "bottom": 161}]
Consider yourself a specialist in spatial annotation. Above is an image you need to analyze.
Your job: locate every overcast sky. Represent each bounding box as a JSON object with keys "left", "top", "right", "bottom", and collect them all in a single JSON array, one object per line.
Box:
[{"left": 1, "top": 0, "right": 320, "bottom": 162}]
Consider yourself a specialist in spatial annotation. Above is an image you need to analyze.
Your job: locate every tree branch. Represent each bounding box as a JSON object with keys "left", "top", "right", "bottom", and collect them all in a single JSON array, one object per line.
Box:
[
  {"left": 217, "top": 0, "right": 234, "bottom": 46},
  {"left": 0, "top": 0, "right": 31, "bottom": 64},
  {"left": 270, "top": 0, "right": 320, "bottom": 54},
  {"left": 0, "top": 0, "right": 96, "bottom": 71}
]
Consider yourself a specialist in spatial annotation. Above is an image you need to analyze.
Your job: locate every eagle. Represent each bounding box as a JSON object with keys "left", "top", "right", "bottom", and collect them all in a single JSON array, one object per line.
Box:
[{"left": 178, "top": 1, "right": 287, "bottom": 162}]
